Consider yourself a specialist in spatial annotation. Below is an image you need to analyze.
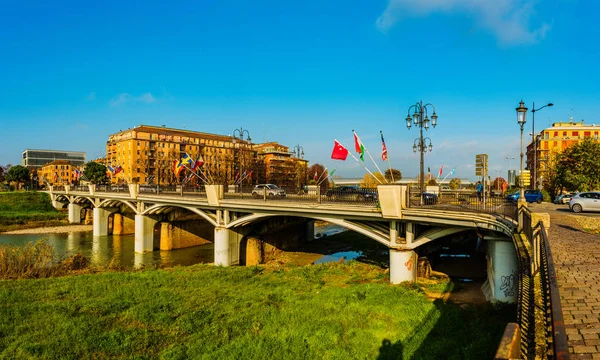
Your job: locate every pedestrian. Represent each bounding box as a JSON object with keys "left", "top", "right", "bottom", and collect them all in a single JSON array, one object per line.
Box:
[{"left": 477, "top": 181, "right": 483, "bottom": 202}]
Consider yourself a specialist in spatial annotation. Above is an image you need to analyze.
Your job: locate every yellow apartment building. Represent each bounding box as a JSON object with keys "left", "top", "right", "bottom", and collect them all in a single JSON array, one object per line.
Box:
[
  {"left": 253, "top": 142, "right": 309, "bottom": 188},
  {"left": 105, "top": 125, "right": 307, "bottom": 187},
  {"left": 527, "top": 119, "right": 600, "bottom": 188},
  {"left": 38, "top": 160, "right": 81, "bottom": 186}
]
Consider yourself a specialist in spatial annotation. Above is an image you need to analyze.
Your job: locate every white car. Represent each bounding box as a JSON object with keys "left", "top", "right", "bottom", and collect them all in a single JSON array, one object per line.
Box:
[
  {"left": 569, "top": 192, "right": 600, "bottom": 213},
  {"left": 554, "top": 193, "right": 574, "bottom": 204},
  {"left": 252, "top": 184, "right": 286, "bottom": 198}
]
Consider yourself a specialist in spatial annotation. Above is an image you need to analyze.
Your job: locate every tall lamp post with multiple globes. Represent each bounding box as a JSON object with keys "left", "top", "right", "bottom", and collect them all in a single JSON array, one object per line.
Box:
[
  {"left": 293, "top": 144, "right": 305, "bottom": 189},
  {"left": 406, "top": 100, "right": 438, "bottom": 196},
  {"left": 232, "top": 127, "right": 251, "bottom": 187},
  {"left": 531, "top": 102, "right": 553, "bottom": 189},
  {"left": 516, "top": 101, "right": 528, "bottom": 205}
]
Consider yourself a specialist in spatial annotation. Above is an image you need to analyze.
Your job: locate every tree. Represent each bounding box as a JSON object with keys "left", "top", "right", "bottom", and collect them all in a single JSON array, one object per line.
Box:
[
  {"left": 427, "top": 179, "right": 437, "bottom": 186},
  {"left": 449, "top": 178, "right": 462, "bottom": 190},
  {"left": 492, "top": 177, "right": 506, "bottom": 192},
  {"left": 307, "top": 163, "right": 326, "bottom": 185},
  {"left": 551, "top": 138, "right": 600, "bottom": 193},
  {"left": 384, "top": 168, "right": 402, "bottom": 183},
  {"left": 84, "top": 161, "right": 108, "bottom": 184},
  {"left": 360, "top": 172, "right": 385, "bottom": 188},
  {"left": 5, "top": 165, "right": 29, "bottom": 189}
]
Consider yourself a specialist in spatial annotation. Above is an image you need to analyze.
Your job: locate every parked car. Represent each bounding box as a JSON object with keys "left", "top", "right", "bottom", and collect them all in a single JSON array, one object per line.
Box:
[
  {"left": 422, "top": 192, "right": 439, "bottom": 205},
  {"left": 569, "top": 192, "right": 600, "bottom": 213},
  {"left": 506, "top": 189, "right": 543, "bottom": 203},
  {"left": 553, "top": 193, "right": 574, "bottom": 204},
  {"left": 326, "top": 186, "right": 377, "bottom": 201},
  {"left": 252, "top": 184, "right": 286, "bottom": 198}
]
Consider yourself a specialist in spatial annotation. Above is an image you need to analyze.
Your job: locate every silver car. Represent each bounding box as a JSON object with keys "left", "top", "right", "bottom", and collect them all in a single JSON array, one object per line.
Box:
[
  {"left": 252, "top": 184, "right": 286, "bottom": 198},
  {"left": 554, "top": 193, "right": 574, "bottom": 204},
  {"left": 569, "top": 192, "right": 600, "bottom": 213}
]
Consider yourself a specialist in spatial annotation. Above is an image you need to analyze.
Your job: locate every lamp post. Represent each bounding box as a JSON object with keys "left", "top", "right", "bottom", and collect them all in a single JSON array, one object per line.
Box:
[
  {"left": 406, "top": 101, "right": 438, "bottom": 197},
  {"left": 232, "top": 127, "right": 251, "bottom": 186},
  {"left": 516, "top": 101, "right": 528, "bottom": 205},
  {"left": 293, "top": 144, "right": 305, "bottom": 189},
  {"left": 531, "top": 102, "right": 553, "bottom": 189}
]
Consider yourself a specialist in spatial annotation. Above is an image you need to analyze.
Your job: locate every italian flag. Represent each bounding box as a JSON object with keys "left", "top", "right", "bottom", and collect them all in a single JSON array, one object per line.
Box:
[{"left": 354, "top": 132, "right": 365, "bottom": 161}]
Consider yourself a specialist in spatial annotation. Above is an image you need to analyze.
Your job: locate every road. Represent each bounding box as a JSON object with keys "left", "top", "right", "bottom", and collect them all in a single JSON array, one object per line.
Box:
[{"left": 528, "top": 201, "right": 600, "bottom": 217}]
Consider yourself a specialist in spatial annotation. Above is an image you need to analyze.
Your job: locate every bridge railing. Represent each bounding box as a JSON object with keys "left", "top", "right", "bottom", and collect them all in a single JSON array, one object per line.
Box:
[
  {"left": 407, "top": 187, "right": 518, "bottom": 220},
  {"left": 497, "top": 207, "right": 569, "bottom": 360}
]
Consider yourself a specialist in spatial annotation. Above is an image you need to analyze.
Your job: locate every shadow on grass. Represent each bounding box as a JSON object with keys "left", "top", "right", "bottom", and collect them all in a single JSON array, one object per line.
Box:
[{"left": 376, "top": 297, "right": 516, "bottom": 360}]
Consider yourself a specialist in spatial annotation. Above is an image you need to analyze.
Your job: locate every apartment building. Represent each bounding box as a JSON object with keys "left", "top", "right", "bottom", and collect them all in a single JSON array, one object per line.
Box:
[
  {"left": 38, "top": 160, "right": 81, "bottom": 186},
  {"left": 106, "top": 125, "right": 307, "bottom": 186},
  {"left": 527, "top": 118, "right": 600, "bottom": 187},
  {"left": 22, "top": 149, "right": 86, "bottom": 169}
]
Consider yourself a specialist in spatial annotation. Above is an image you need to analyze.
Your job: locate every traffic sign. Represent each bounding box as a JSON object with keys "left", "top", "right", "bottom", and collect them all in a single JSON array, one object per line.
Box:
[
  {"left": 475, "top": 154, "right": 488, "bottom": 176},
  {"left": 521, "top": 170, "right": 531, "bottom": 186}
]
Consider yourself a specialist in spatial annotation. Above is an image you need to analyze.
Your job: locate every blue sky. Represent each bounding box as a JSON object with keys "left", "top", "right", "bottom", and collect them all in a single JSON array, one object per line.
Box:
[{"left": 0, "top": 0, "right": 597, "bottom": 181}]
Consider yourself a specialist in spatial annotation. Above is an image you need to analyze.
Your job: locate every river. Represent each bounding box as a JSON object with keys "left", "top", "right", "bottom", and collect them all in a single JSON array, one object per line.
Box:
[{"left": 0, "top": 222, "right": 352, "bottom": 269}]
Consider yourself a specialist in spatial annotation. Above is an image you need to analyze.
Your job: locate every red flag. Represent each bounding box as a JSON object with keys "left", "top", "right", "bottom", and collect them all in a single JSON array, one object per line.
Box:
[
  {"left": 314, "top": 170, "right": 318, "bottom": 180},
  {"left": 380, "top": 131, "right": 388, "bottom": 161},
  {"left": 331, "top": 139, "right": 349, "bottom": 160},
  {"left": 439, "top": 165, "right": 443, "bottom": 176}
]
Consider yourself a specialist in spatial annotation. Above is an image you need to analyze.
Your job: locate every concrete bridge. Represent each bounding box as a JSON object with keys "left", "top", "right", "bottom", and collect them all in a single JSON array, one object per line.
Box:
[{"left": 48, "top": 184, "right": 522, "bottom": 303}]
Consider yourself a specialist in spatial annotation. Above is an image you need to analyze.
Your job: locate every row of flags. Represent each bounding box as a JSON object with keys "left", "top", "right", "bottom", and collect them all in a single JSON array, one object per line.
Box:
[
  {"left": 107, "top": 165, "right": 123, "bottom": 175},
  {"left": 173, "top": 153, "right": 205, "bottom": 176},
  {"left": 331, "top": 131, "right": 389, "bottom": 162}
]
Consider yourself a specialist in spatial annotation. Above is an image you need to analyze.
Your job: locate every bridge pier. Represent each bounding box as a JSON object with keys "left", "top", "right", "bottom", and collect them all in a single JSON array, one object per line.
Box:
[
  {"left": 135, "top": 215, "right": 158, "bottom": 253},
  {"left": 113, "top": 214, "right": 136, "bottom": 235},
  {"left": 68, "top": 203, "right": 82, "bottom": 224},
  {"left": 484, "top": 236, "right": 519, "bottom": 303},
  {"left": 214, "top": 226, "right": 230, "bottom": 266},
  {"left": 389, "top": 249, "right": 417, "bottom": 284},
  {"left": 93, "top": 208, "right": 111, "bottom": 236}
]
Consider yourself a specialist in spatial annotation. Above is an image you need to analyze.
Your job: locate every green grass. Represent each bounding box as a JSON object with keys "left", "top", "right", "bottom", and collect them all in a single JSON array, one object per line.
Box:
[
  {"left": 0, "top": 261, "right": 514, "bottom": 359},
  {"left": 0, "top": 192, "right": 67, "bottom": 232}
]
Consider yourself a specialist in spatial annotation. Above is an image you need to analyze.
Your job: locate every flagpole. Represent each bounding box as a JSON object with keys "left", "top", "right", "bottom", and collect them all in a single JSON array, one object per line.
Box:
[
  {"left": 436, "top": 165, "right": 444, "bottom": 182},
  {"left": 381, "top": 131, "right": 394, "bottom": 183},
  {"left": 441, "top": 165, "right": 458, "bottom": 183},
  {"left": 315, "top": 167, "right": 328, "bottom": 186},
  {"left": 353, "top": 130, "right": 388, "bottom": 183}
]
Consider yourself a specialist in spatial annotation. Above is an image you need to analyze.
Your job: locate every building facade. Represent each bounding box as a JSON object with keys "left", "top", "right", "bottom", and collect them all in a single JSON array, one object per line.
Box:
[
  {"left": 254, "top": 142, "right": 308, "bottom": 188},
  {"left": 38, "top": 160, "right": 81, "bottom": 186},
  {"left": 527, "top": 118, "right": 600, "bottom": 188},
  {"left": 22, "top": 149, "right": 86, "bottom": 169},
  {"left": 106, "top": 125, "right": 308, "bottom": 187}
]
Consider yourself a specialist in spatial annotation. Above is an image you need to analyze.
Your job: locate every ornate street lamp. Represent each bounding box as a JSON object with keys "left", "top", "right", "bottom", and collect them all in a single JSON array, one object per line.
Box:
[
  {"left": 531, "top": 102, "right": 553, "bottom": 189},
  {"left": 232, "top": 127, "right": 251, "bottom": 186},
  {"left": 293, "top": 144, "right": 304, "bottom": 158},
  {"left": 516, "top": 101, "right": 528, "bottom": 204},
  {"left": 406, "top": 101, "right": 438, "bottom": 197}
]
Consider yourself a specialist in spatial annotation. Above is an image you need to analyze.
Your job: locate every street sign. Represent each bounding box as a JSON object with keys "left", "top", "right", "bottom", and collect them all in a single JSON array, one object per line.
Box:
[
  {"left": 521, "top": 170, "right": 531, "bottom": 186},
  {"left": 475, "top": 154, "right": 488, "bottom": 176}
]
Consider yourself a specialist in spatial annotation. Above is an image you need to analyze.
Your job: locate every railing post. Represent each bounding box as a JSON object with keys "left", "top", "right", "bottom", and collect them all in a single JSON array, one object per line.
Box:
[
  {"left": 317, "top": 186, "right": 321, "bottom": 204},
  {"left": 263, "top": 187, "right": 266, "bottom": 201}
]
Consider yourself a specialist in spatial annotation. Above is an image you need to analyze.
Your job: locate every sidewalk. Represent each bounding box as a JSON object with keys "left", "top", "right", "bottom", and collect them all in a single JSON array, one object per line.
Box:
[{"left": 545, "top": 213, "right": 600, "bottom": 359}]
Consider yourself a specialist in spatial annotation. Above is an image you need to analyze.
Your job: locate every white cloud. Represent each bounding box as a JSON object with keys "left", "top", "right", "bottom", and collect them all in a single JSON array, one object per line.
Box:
[
  {"left": 110, "top": 92, "right": 157, "bottom": 107},
  {"left": 376, "top": 0, "right": 551, "bottom": 45},
  {"left": 138, "top": 92, "right": 156, "bottom": 103}
]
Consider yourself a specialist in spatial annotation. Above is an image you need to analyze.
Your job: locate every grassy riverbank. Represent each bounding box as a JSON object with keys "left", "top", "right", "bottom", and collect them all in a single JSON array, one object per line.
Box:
[
  {"left": 0, "top": 192, "right": 67, "bottom": 233},
  {"left": 1, "top": 260, "right": 514, "bottom": 359}
]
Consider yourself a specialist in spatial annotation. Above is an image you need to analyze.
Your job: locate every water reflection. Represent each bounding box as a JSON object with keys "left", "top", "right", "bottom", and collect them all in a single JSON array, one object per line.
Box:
[
  {"left": 314, "top": 251, "right": 362, "bottom": 264},
  {"left": 0, "top": 231, "right": 214, "bottom": 269}
]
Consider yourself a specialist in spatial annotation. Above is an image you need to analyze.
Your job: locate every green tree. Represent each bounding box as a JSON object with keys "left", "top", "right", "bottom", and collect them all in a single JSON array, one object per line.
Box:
[
  {"left": 448, "top": 178, "right": 462, "bottom": 190},
  {"left": 551, "top": 138, "right": 600, "bottom": 192},
  {"left": 426, "top": 179, "right": 437, "bottom": 186},
  {"left": 84, "top": 161, "right": 108, "bottom": 184},
  {"left": 384, "top": 168, "right": 402, "bottom": 183},
  {"left": 5, "top": 165, "right": 29, "bottom": 189},
  {"left": 307, "top": 163, "right": 326, "bottom": 185}
]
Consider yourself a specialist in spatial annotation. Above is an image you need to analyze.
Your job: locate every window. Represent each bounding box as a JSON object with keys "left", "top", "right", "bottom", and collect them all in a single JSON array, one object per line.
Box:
[
  {"left": 572, "top": 131, "right": 579, "bottom": 137},
  {"left": 585, "top": 131, "right": 591, "bottom": 137},
  {"left": 554, "top": 131, "right": 558, "bottom": 137}
]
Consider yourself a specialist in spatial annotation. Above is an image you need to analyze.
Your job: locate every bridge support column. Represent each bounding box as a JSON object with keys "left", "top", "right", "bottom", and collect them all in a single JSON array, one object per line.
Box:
[
  {"left": 135, "top": 215, "right": 158, "bottom": 253},
  {"left": 306, "top": 220, "right": 315, "bottom": 241},
  {"left": 389, "top": 249, "right": 417, "bottom": 284},
  {"left": 68, "top": 203, "right": 82, "bottom": 224},
  {"left": 113, "top": 214, "right": 135, "bottom": 235},
  {"left": 93, "top": 208, "right": 111, "bottom": 236},
  {"left": 214, "top": 226, "right": 230, "bottom": 266},
  {"left": 405, "top": 222, "right": 415, "bottom": 244},
  {"left": 484, "top": 237, "right": 519, "bottom": 303}
]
